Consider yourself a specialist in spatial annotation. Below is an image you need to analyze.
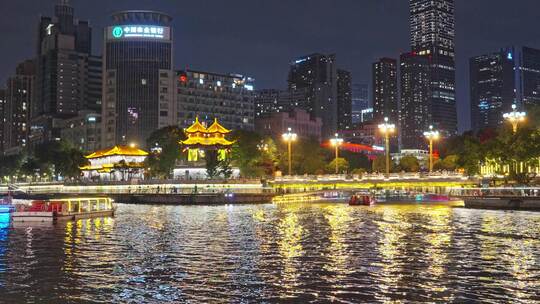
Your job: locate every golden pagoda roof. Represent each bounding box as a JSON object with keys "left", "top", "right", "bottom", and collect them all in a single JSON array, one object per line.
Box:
[
  {"left": 181, "top": 136, "right": 234, "bottom": 147},
  {"left": 207, "top": 118, "right": 231, "bottom": 134},
  {"left": 185, "top": 116, "right": 208, "bottom": 133},
  {"left": 85, "top": 145, "right": 149, "bottom": 159}
]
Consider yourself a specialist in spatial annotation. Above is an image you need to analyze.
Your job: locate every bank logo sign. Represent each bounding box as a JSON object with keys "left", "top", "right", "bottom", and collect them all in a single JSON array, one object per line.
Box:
[{"left": 109, "top": 25, "right": 169, "bottom": 40}]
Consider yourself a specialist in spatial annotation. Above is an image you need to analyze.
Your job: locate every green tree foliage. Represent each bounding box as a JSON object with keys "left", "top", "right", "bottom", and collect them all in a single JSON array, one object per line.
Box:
[
  {"left": 441, "top": 113, "right": 540, "bottom": 182},
  {"left": 279, "top": 137, "right": 330, "bottom": 175},
  {"left": 340, "top": 150, "right": 371, "bottom": 171},
  {"left": 434, "top": 155, "right": 459, "bottom": 171},
  {"left": 326, "top": 157, "right": 349, "bottom": 174},
  {"left": 32, "top": 140, "right": 88, "bottom": 179},
  {"left": 399, "top": 155, "right": 420, "bottom": 172},
  {"left": 230, "top": 130, "right": 279, "bottom": 177},
  {"left": 372, "top": 155, "right": 387, "bottom": 173},
  {"left": 218, "top": 157, "right": 234, "bottom": 179},
  {"left": 145, "top": 126, "right": 185, "bottom": 178},
  {"left": 205, "top": 150, "right": 220, "bottom": 179},
  {"left": 0, "top": 155, "right": 22, "bottom": 180}
]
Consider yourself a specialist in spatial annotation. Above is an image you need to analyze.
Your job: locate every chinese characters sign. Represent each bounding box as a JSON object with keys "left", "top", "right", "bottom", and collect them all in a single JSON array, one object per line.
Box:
[{"left": 108, "top": 25, "right": 170, "bottom": 40}]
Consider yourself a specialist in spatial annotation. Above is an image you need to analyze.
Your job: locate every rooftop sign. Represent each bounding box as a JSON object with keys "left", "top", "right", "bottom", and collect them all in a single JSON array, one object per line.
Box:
[{"left": 107, "top": 25, "right": 171, "bottom": 40}]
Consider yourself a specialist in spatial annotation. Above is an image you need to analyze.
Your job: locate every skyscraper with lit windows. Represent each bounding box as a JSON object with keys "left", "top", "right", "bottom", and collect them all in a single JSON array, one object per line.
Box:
[
  {"left": 400, "top": 52, "right": 431, "bottom": 149},
  {"left": 288, "top": 53, "right": 338, "bottom": 138},
  {"left": 102, "top": 11, "right": 175, "bottom": 147},
  {"left": 410, "top": 0, "right": 456, "bottom": 137},
  {"left": 372, "top": 58, "right": 398, "bottom": 124},
  {"left": 470, "top": 50, "right": 515, "bottom": 132}
]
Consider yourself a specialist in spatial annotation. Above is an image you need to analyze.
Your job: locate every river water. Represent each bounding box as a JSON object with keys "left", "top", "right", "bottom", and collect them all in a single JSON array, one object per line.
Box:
[{"left": 0, "top": 203, "right": 539, "bottom": 303}]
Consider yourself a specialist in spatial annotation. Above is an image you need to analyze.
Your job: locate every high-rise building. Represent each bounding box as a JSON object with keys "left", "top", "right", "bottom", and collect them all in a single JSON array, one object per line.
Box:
[
  {"left": 255, "top": 109, "right": 322, "bottom": 142},
  {"left": 102, "top": 11, "right": 175, "bottom": 148},
  {"left": 32, "top": 0, "right": 101, "bottom": 145},
  {"left": 352, "top": 83, "right": 369, "bottom": 125},
  {"left": 176, "top": 69, "right": 255, "bottom": 130},
  {"left": 254, "top": 89, "right": 287, "bottom": 118},
  {"left": 0, "top": 88, "right": 5, "bottom": 152},
  {"left": 288, "top": 53, "right": 338, "bottom": 137},
  {"left": 36, "top": 0, "right": 92, "bottom": 56},
  {"left": 372, "top": 58, "right": 398, "bottom": 124},
  {"left": 400, "top": 52, "right": 431, "bottom": 149},
  {"left": 509, "top": 46, "right": 540, "bottom": 106},
  {"left": 337, "top": 69, "right": 352, "bottom": 131},
  {"left": 3, "top": 61, "right": 35, "bottom": 153},
  {"left": 86, "top": 56, "right": 103, "bottom": 112},
  {"left": 470, "top": 50, "right": 515, "bottom": 132},
  {"left": 58, "top": 111, "right": 101, "bottom": 152},
  {"left": 410, "top": 0, "right": 457, "bottom": 137}
]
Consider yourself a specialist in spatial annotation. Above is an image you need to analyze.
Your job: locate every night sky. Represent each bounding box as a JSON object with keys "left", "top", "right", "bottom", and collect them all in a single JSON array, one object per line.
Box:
[{"left": 1, "top": 0, "right": 539, "bottom": 132}]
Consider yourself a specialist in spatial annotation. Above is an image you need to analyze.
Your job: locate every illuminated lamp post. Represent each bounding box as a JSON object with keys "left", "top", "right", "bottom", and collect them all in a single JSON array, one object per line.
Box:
[
  {"left": 378, "top": 117, "right": 395, "bottom": 178},
  {"left": 282, "top": 128, "right": 297, "bottom": 176},
  {"left": 330, "top": 133, "right": 344, "bottom": 174},
  {"left": 257, "top": 141, "right": 269, "bottom": 152},
  {"left": 423, "top": 125, "right": 440, "bottom": 173},
  {"left": 503, "top": 104, "right": 526, "bottom": 133}
]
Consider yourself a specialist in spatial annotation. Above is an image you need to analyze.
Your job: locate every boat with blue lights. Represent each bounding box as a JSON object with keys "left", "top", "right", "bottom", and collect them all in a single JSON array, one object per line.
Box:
[{"left": 0, "top": 195, "right": 16, "bottom": 213}]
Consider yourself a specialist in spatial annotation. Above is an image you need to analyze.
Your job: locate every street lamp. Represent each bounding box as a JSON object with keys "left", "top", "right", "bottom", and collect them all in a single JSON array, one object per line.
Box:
[
  {"left": 503, "top": 104, "right": 526, "bottom": 133},
  {"left": 257, "top": 140, "right": 269, "bottom": 152},
  {"left": 423, "top": 125, "right": 440, "bottom": 173},
  {"left": 282, "top": 128, "right": 297, "bottom": 176},
  {"left": 378, "top": 117, "right": 395, "bottom": 178},
  {"left": 330, "top": 133, "right": 344, "bottom": 174}
]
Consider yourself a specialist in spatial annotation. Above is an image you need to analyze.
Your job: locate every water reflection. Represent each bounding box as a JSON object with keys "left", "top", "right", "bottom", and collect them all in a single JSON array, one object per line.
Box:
[
  {"left": 0, "top": 203, "right": 539, "bottom": 303},
  {"left": 0, "top": 213, "right": 9, "bottom": 279}
]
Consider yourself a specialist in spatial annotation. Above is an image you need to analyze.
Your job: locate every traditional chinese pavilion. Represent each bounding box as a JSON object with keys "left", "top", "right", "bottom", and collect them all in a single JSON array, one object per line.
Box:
[
  {"left": 80, "top": 145, "right": 149, "bottom": 181},
  {"left": 180, "top": 117, "right": 234, "bottom": 162}
]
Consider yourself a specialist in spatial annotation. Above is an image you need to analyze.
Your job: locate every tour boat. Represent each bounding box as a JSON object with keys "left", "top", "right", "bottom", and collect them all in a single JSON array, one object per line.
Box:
[
  {"left": 349, "top": 193, "right": 376, "bottom": 206},
  {"left": 12, "top": 197, "right": 115, "bottom": 223},
  {"left": 0, "top": 196, "right": 16, "bottom": 214}
]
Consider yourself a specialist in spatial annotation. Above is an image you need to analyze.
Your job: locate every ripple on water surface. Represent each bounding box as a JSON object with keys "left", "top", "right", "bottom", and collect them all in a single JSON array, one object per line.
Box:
[{"left": 0, "top": 203, "right": 540, "bottom": 303}]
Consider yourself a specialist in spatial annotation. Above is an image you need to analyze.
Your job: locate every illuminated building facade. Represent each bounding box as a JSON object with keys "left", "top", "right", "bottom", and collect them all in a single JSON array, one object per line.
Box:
[
  {"left": 509, "top": 46, "right": 540, "bottom": 107},
  {"left": 81, "top": 145, "right": 148, "bottom": 181},
  {"left": 410, "top": 0, "right": 457, "bottom": 138},
  {"left": 33, "top": 0, "right": 101, "bottom": 145},
  {"left": 255, "top": 89, "right": 287, "bottom": 117},
  {"left": 352, "top": 83, "right": 370, "bottom": 126},
  {"left": 470, "top": 46, "right": 540, "bottom": 132},
  {"left": 400, "top": 52, "right": 431, "bottom": 150},
  {"left": 176, "top": 69, "right": 255, "bottom": 131},
  {"left": 288, "top": 53, "right": 338, "bottom": 138},
  {"left": 102, "top": 11, "right": 175, "bottom": 148},
  {"left": 470, "top": 50, "right": 515, "bottom": 132},
  {"left": 58, "top": 111, "right": 102, "bottom": 152},
  {"left": 3, "top": 61, "right": 35, "bottom": 154},
  {"left": 338, "top": 122, "right": 380, "bottom": 147},
  {"left": 180, "top": 117, "right": 234, "bottom": 162},
  {"left": 337, "top": 69, "right": 352, "bottom": 130},
  {"left": 372, "top": 58, "right": 398, "bottom": 124}
]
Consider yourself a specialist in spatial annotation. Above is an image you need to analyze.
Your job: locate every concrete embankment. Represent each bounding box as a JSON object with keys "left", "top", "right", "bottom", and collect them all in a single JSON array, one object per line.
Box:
[{"left": 464, "top": 197, "right": 540, "bottom": 211}]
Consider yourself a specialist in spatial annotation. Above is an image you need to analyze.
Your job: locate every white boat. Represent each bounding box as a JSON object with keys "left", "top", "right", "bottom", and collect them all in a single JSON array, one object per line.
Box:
[{"left": 12, "top": 197, "right": 115, "bottom": 223}]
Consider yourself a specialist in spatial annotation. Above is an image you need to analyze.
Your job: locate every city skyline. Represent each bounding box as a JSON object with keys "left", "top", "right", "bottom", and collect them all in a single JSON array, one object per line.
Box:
[{"left": 0, "top": 0, "right": 540, "bottom": 133}]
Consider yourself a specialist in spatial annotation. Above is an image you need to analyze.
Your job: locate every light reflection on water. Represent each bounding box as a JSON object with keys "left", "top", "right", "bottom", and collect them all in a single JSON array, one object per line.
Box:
[{"left": 0, "top": 203, "right": 539, "bottom": 303}]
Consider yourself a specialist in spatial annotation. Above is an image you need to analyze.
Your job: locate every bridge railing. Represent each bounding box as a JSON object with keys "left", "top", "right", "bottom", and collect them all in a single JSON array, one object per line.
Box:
[{"left": 274, "top": 172, "right": 467, "bottom": 183}]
